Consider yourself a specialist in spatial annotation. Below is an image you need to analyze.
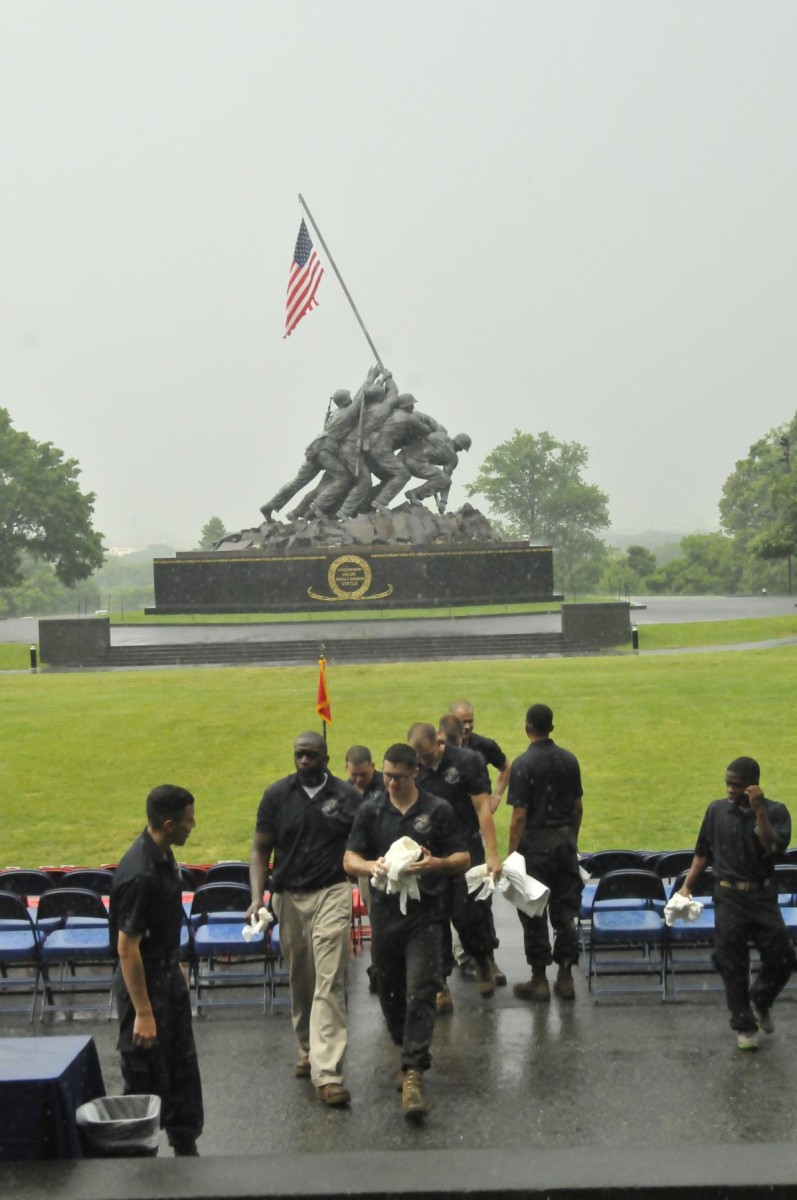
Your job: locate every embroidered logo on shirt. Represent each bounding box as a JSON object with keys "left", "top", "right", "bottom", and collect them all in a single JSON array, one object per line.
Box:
[
  {"left": 444, "top": 767, "right": 460, "bottom": 785},
  {"left": 413, "top": 814, "right": 432, "bottom": 834},
  {"left": 321, "top": 799, "right": 339, "bottom": 816}
]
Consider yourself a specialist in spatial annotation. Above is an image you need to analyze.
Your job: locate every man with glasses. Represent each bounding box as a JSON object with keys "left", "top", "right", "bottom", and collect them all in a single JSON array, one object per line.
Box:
[{"left": 344, "top": 743, "right": 469, "bottom": 1120}]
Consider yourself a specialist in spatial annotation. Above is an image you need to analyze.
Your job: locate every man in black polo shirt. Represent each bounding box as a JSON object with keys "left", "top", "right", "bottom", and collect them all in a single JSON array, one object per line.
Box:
[
  {"left": 344, "top": 742, "right": 469, "bottom": 1120},
  {"left": 678, "top": 756, "right": 795, "bottom": 1050},
  {"left": 408, "top": 721, "right": 502, "bottom": 1008},
  {"left": 345, "top": 744, "right": 385, "bottom": 991},
  {"left": 110, "top": 784, "right": 203, "bottom": 1157},
  {"left": 448, "top": 699, "right": 513, "bottom": 814},
  {"left": 248, "top": 731, "right": 361, "bottom": 1107},
  {"left": 507, "top": 703, "right": 584, "bottom": 1003},
  {"left": 345, "top": 745, "right": 385, "bottom": 803}
]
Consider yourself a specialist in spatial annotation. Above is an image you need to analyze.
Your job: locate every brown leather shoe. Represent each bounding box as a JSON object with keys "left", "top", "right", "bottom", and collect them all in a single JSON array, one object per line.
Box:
[
  {"left": 401, "top": 1069, "right": 428, "bottom": 1120},
  {"left": 513, "top": 972, "right": 551, "bottom": 1002},
  {"left": 315, "top": 1082, "right": 351, "bottom": 1107},
  {"left": 474, "top": 957, "right": 496, "bottom": 998},
  {"left": 294, "top": 1055, "right": 311, "bottom": 1078},
  {"left": 435, "top": 985, "right": 454, "bottom": 1015},
  {"left": 554, "top": 967, "right": 576, "bottom": 1000}
]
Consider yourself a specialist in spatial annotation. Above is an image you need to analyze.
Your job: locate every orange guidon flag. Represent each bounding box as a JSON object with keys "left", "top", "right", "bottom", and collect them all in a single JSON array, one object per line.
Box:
[{"left": 316, "top": 656, "right": 332, "bottom": 724}]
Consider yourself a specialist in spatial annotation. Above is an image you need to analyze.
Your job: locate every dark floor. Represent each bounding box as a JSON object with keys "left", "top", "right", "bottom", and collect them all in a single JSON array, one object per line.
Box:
[{"left": 2, "top": 898, "right": 797, "bottom": 1160}]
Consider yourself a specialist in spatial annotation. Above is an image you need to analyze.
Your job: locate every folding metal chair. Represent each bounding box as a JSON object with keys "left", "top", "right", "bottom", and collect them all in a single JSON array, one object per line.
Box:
[
  {"left": 588, "top": 869, "right": 667, "bottom": 1001},
  {"left": 665, "top": 868, "right": 719, "bottom": 1000},
  {"left": 190, "top": 883, "right": 271, "bottom": 1015},
  {"left": 204, "top": 862, "right": 250, "bottom": 886},
  {"left": 59, "top": 868, "right": 115, "bottom": 895},
  {"left": 36, "top": 888, "right": 116, "bottom": 1021},
  {"left": 0, "top": 891, "right": 43, "bottom": 1020}
]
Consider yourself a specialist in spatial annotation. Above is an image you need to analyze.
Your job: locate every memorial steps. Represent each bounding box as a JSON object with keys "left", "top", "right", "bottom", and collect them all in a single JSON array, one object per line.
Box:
[{"left": 70, "top": 630, "right": 590, "bottom": 669}]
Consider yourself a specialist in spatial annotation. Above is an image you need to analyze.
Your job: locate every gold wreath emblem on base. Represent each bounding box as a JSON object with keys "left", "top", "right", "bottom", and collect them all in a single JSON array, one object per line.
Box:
[{"left": 307, "top": 554, "right": 393, "bottom": 603}]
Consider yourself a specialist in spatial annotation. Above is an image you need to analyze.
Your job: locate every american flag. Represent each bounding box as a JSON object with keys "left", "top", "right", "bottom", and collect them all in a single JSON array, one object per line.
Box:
[{"left": 284, "top": 218, "right": 324, "bottom": 338}]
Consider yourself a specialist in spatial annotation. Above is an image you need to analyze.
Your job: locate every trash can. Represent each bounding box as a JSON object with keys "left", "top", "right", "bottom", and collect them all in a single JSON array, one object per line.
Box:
[{"left": 76, "top": 1094, "right": 161, "bottom": 1157}]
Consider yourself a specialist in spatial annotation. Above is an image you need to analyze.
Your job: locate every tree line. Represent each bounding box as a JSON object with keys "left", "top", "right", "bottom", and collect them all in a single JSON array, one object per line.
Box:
[{"left": 2, "top": 405, "right": 795, "bottom": 617}]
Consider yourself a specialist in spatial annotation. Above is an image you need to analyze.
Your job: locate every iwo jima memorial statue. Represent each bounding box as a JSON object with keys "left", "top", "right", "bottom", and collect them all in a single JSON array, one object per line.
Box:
[{"left": 149, "top": 200, "right": 555, "bottom": 615}]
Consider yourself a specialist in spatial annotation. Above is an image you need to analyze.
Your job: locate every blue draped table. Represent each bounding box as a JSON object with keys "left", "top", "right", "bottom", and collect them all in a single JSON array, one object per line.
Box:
[{"left": 0, "top": 1035, "right": 105, "bottom": 1161}]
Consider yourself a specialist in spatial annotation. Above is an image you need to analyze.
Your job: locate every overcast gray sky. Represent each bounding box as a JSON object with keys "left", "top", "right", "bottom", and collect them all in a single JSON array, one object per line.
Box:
[{"left": 2, "top": 2, "right": 796, "bottom": 550}]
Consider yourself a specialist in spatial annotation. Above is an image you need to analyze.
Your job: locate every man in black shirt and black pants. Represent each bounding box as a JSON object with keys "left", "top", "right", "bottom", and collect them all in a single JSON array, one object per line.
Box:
[
  {"left": 679, "top": 755, "right": 795, "bottom": 1050},
  {"left": 110, "top": 785, "right": 203, "bottom": 1157},
  {"left": 409, "top": 721, "right": 502, "bottom": 1008},
  {"left": 448, "top": 699, "right": 513, "bottom": 814},
  {"left": 508, "top": 704, "right": 584, "bottom": 1003},
  {"left": 344, "top": 743, "right": 469, "bottom": 1120},
  {"left": 248, "top": 731, "right": 361, "bottom": 1106}
]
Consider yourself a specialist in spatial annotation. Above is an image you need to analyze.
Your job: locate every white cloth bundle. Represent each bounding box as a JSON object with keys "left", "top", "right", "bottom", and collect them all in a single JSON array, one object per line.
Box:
[
  {"left": 663, "top": 892, "right": 704, "bottom": 927},
  {"left": 465, "top": 862, "right": 495, "bottom": 902},
  {"left": 496, "top": 851, "right": 550, "bottom": 918},
  {"left": 241, "top": 905, "right": 273, "bottom": 942},
  {"left": 372, "top": 836, "right": 422, "bottom": 914}
]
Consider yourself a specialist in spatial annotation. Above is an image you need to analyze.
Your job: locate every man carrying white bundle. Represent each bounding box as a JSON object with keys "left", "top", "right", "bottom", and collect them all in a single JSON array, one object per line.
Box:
[{"left": 344, "top": 743, "right": 469, "bottom": 1121}]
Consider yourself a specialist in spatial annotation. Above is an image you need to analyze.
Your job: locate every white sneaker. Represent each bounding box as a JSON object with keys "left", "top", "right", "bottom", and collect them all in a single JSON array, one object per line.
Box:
[
  {"left": 752, "top": 1003, "right": 774, "bottom": 1034},
  {"left": 737, "top": 1031, "right": 759, "bottom": 1051}
]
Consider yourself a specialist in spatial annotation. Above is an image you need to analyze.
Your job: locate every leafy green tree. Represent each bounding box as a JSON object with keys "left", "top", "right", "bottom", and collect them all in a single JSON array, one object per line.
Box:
[
  {"left": 647, "top": 533, "right": 744, "bottom": 595},
  {"left": 626, "top": 545, "right": 657, "bottom": 579},
  {"left": 197, "top": 516, "right": 227, "bottom": 549},
  {"left": 600, "top": 544, "right": 658, "bottom": 596},
  {"left": 466, "top": 430, "right": 610, "bottom": 593},
  {"left": 719, "top": 413, "right": 797, "bottom": 591},
  {"left": 0, "top": 408, "right": 104, "bottom": 588}
]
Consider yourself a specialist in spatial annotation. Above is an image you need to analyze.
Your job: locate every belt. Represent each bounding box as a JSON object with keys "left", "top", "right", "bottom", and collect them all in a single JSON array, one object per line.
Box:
[
  {"left": 718, "top": 879, "right": 769, "bottom": 892},
  {"left": 142, "top": 954, "right": 181, "bottom": 968}
]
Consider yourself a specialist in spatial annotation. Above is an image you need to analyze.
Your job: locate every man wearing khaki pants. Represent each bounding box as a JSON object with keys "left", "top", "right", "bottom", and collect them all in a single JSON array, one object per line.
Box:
[{"left": 248, "top": 732, "right": 361, "bottom": 1106}]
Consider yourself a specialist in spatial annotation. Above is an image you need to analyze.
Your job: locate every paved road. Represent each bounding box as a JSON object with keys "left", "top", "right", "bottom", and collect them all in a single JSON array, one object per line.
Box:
[{"left": 3, "top": 594, "right": 794, "bottom": 647}]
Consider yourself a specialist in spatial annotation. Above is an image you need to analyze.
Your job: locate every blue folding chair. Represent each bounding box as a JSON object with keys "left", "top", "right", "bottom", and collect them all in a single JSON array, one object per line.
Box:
[
  {"left": 653, "top": 851, "right": 695, "bottom": 883},
  {"left": 0, "top": 891, "right": 43, "bottom": 1020},
  {"left": 665, "top": 868, "right": 722, "bottom": 999},
  {"left": 36, "top": 888, "right": 115, "bottom": 1021},
  {"left": 579, "top": 852, "right": 649, "bottom": 952},
  {"left": 59, "top": 868, "right": 115, "bottom": 895},
  {"left": 191, "top": 883, "right": 271, "bottom": 1015},
  {"left": 204, "top": 862, "right": 251, "bottom": 886},
  {"left": 588, "top": 869, "right": 667, "bottom": 1001}
]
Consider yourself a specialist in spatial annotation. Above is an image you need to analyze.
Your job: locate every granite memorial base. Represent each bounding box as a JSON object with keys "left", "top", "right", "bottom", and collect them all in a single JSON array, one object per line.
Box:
[
  {"left": 38, "top": 619, "right": 111, "bottom": 667},
  {"left": 561, "top": 601, "right": 632, "bottom": 648},
  {"left": 147, "top": 542, "right": 556, "bottom": 615}
]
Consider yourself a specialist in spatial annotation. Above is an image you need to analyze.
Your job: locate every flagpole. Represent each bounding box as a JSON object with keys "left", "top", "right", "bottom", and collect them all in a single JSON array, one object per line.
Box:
[{"left": 298, "top": 193, "right": 383, "bottom": 368}]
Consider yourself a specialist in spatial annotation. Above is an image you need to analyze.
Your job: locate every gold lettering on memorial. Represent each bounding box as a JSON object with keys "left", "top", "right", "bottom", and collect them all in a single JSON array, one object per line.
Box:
[{"left": 307, "top": 555, "right": 393, "bottom": 603}]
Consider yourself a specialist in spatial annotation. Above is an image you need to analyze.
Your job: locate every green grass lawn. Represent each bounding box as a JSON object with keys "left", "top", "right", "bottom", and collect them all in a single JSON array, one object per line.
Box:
[
  {"left": 628, "top": 613, "right": 797, "bottom": 650},
  {"left": 0, "top": 644, "right": 31, "bottom": 671},
  {"left": 1, "top": 645, "right": 796, "bottom": 866}
]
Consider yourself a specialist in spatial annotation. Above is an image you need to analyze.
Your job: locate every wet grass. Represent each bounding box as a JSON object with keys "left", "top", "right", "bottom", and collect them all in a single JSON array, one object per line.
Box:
[
  {"left": 1, "top": 646, "right": 796, "bottom": 866},
  {"left": 630, "top": 613, "right": 797, "bottom": 650},
  {"left": 0, "top": 644, "right": 30, "bottom": 671}
]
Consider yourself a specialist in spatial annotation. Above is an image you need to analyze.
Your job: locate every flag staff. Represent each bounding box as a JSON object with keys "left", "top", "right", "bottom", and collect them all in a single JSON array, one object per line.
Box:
[{"left": 298, "top": 193, "right": 383, "bottom": 368}]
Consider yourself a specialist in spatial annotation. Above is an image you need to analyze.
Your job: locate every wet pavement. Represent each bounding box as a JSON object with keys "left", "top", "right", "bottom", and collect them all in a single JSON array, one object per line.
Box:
[
  {"left": 3, "top": 594, "right": 795, "bottom": 650},
  {"left": 3, "top": 897, "right": 797, "bottom": 1160}
]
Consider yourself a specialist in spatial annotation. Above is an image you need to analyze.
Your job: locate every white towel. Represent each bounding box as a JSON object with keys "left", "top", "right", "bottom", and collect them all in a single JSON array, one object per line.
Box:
[
  {"left": 496, "top": 851, "right": 550, "bottom": 918},
  {"left": 663, "top": 892, "right": 704, "bottom": 927},
  {"left": 372, "top": 836, "right": 422, "bottom": 914},
  {"left": 241, "top": 905, "right": 273, "bottom": 942},
  {"left": 465, "top": 862, "right": 494, "bottom": 902}
]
